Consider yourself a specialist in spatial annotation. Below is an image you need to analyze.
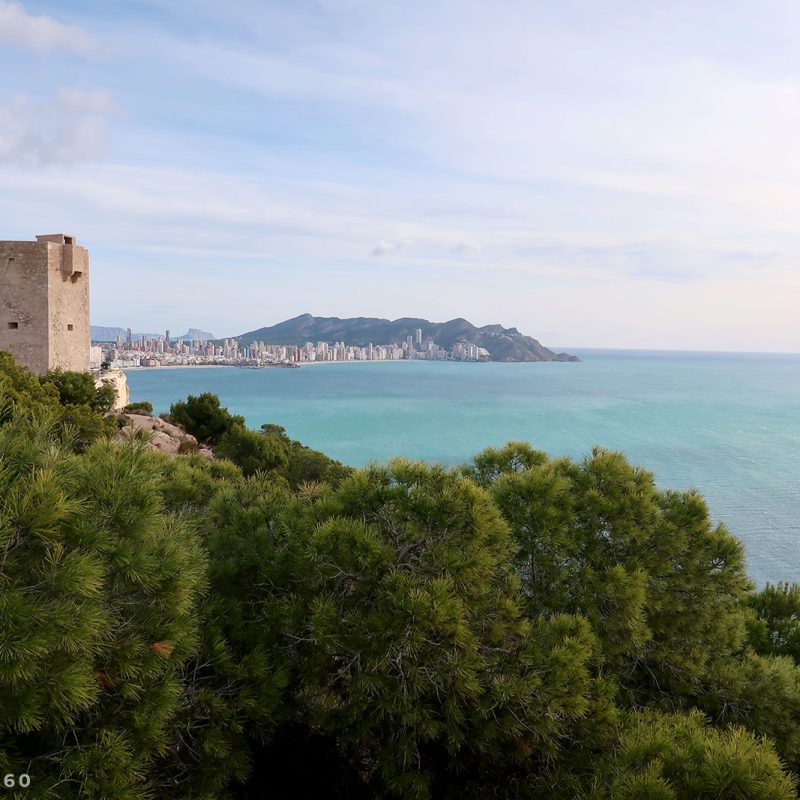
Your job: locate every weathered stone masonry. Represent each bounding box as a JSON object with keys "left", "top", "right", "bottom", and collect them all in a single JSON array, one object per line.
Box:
[{"left": 0, "top": 233, "right": 90, "bottom": 374}]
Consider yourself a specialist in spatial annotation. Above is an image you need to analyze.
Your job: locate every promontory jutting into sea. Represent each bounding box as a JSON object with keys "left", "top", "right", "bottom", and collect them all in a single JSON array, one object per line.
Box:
[{"left": 92, "top": 314, "right": 580, "bottom": 368}]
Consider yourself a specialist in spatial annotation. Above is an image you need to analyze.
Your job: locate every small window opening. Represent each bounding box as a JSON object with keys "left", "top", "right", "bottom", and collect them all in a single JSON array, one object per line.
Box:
[
  {"left": 7, "top": 322, "right": 19, "bottom": 330},
  {"left": 64, "top": 236, "right": 74, "bottom": 244},
  {"left": 67, "top": 324, "right": 74, "bottom": 331}
]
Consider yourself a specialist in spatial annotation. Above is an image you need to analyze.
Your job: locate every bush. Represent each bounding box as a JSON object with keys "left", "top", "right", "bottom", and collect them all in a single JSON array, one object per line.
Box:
[
  {"left": 124, "top": 400, "right": 154, "bottom": 415},
  {"left": 0, "top": 353, "right": 114, "bottom": 450},
  {"left": 168, "top": 395, "right": 351, "bottom": 486},
  {"left": 259, "top": 423, "right": 352, "bottom": 486},
  {"left": 43, "top": 368, "right": 116, "bottom": 413},
  {"left": 0, "top": 350, "right": 61, "bottom": 420},
  {"left": 215, "top": 424, "right": 290, "bottom": 476},
  {"left": 169, "top": 392, "right": 244, "bottom": 445}
]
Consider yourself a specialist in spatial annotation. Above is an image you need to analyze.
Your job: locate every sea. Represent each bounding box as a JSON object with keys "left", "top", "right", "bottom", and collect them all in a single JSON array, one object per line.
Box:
[{"left": 125, "top": 349, "right": 800, "bottom": 586}]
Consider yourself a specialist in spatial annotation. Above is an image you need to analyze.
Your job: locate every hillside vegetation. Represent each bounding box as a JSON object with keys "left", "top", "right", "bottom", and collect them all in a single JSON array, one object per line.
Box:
[{"left": 1, "top": 351, "right": 799, "bottom": 799}]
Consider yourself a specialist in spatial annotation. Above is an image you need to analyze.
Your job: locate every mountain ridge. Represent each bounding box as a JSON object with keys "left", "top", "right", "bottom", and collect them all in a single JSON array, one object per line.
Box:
[
  {"left": 91, "top": 326, "right": 215, "bottom": 342},
  {"left": 233, "top": 314, "right": 579, "bottom": 362}
]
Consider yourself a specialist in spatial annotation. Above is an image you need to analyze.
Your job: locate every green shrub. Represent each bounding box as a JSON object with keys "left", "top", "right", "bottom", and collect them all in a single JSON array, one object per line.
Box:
[
  {"left": 0, "top": 353, "right": 115, "bottom": 451},
  {"left": 169, "top": 392, "right": 244, "bottom": 445},
  {"left": 43, "top": 368, "right": 116, "bottom": 413},
  {"left": 124, "top": 400, "right": 154, "bottom": 415}
]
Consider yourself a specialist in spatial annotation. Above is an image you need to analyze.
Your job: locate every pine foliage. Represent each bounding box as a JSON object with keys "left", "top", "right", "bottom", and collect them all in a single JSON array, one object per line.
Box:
[
  {"left": 0, "top": 415, "right": 206, "bottom": 798},
  {"left": 1, "top": 357, "right": 799, "bottom": 798}
]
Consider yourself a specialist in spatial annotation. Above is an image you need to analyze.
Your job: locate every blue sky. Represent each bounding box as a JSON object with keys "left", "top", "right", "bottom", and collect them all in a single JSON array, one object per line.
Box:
[{"left": 1, "top": 1, "right": 799, "bottom": 350}]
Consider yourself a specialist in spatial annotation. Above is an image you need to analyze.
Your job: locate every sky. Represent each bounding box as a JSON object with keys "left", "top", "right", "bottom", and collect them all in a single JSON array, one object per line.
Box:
[{"left": 1, "top": 1, "right": 799, "bottom": 350}]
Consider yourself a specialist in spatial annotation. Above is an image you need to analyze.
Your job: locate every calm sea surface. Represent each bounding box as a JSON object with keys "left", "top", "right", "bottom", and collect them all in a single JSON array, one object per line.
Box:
[{"left": 125, "top": 350, "right": 800, "bottom": 585}]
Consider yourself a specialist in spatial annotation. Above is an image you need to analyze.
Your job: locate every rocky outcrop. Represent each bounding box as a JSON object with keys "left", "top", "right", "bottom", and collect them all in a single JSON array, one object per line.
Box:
[
  {"left": 96, "top": 368, "right": 130, "bottom": 411},
  {"left": 113, "top": 413, "right": 214, "bottom": 460}
]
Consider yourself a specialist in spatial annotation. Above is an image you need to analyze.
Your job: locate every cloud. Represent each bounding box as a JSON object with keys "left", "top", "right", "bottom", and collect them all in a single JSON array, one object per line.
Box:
[
  {"left": 0, "top": 89, "right": 116, "bottom": 165},
  {"left": 154, "top": 2, "right": 800, "bottom": 218},
  {"left": 3, "top": 1, "right": 800, "bottom": 348},
  {"left": 452, "top": 241, "right": 481, "bottom": 254},
  {"left": 0, "top": 1, "right": 96, "bottom": 55},
  {"left": 372, "top": 240, "right": 404, "bottom": 256}
]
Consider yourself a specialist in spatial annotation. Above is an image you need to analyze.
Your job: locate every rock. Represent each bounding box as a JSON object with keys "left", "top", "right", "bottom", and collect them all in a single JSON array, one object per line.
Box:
[
  {"left": 95, "top": 368, "right": 130, "bottom": 411},
  {"left": 150, "top": 430, "right": 181, "bottom": 454},
  {"left": 113, "top": 412, "right": 213, "bottom": 459}
]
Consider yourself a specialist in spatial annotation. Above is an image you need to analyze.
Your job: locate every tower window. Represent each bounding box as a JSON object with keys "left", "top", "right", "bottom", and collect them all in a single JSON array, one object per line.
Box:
[
  {"left": 7, "top": 322, "right": 18, "bottom": 329},
  {"left": 67, "top": 324, "right": 74, "bottom": 331}
]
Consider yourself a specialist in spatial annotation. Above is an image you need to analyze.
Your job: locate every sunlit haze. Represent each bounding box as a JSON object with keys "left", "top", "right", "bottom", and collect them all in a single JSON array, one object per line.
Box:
[{"left": 2, "top": 0, "right": 799, "bottom": 350}]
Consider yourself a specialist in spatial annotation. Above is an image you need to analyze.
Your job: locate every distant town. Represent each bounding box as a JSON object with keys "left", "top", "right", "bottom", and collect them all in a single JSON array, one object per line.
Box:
[{"left": 94, "top": 327, "right": 491, "bottom": 369}]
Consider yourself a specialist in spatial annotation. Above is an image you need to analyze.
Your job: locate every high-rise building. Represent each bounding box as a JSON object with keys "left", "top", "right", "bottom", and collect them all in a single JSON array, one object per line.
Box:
[
  {"left": 416, "top": 328, "right": 422, "bottom": 347},
  {"left": 0, "top": 233, "right": 90, "bottom": 374}
]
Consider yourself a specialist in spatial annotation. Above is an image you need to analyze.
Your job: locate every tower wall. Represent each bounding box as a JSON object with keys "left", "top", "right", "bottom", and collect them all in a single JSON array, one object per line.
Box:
[
  {"left": 0, "top": 235, "right": 90, "bottom": 375},
  {"left": 0, "top": 241, "right": 51, "bottom": 374},
  {"left": 46, "top": 242, "right": 90, "bottom": 372}
]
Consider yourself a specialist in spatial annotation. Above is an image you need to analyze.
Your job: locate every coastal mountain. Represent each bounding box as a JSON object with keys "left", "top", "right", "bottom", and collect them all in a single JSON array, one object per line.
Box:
[
  {"left": 234, "top": 314, "right": 579, "bottom": 362},
  {"left": 91, "top": 326, "right": 215, "bottom": 342}
]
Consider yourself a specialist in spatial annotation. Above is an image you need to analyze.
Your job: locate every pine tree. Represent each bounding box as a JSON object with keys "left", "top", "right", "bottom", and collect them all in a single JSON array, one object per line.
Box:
[
  {"left": 0, "top": 413, "right": 206, "bottom": 798},
  {"left": 470, "top": 443, "right": 752, "bottom": 698},
  {"left": 201, "top": 461, "right": 600, "bottom": 798}
]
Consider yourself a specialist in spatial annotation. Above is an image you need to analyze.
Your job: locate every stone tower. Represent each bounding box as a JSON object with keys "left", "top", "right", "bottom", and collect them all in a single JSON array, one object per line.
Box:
[{"left": 0, "top": 233, "right": 90, "bottom": 375}]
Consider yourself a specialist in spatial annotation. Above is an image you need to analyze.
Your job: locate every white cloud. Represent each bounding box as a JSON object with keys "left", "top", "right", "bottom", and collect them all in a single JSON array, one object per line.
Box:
[
  {"left": 0, "top": 1, "right": 96, "bottom": 55},
  {"left": 155, "top": 3, "right": 800, "bottom": 216},
  {"left": 1, "top": 156, "right": 796, "bottom": 350},
  {"left": 3, "top": 1, "right": 800, "bottom": 348},
  {"left": 0, "top": 89, "right": 116, "bottom": 164},
  {"left": 452, "top": 241, "right": 482, "bottom": 255},
  {"left": 372, "top": 240, "right": 404, "bottom": 256}
]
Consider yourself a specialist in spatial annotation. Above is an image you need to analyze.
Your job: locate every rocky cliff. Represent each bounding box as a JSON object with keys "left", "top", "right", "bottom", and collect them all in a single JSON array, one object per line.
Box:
[{"left": 95, "top": 368, "right": 130, "bottom": 412}]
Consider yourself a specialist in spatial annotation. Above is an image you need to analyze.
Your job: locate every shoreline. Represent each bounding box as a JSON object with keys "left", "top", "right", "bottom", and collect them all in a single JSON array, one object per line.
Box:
[
  {"left": 124, "top": 359, "right": 536, "bottom": 371},
  {"left": 298, "top": 359, "right": 424, "bottom": 366},
  {"left": 123, "top": 364, "right": 237, "bottom": 371},
  {"left": 125, "top": 360, "right": 458, "bottom": 371}
]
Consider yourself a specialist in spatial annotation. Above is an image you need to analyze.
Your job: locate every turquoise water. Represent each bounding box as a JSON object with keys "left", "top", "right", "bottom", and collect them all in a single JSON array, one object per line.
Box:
[{"left": 125, "top": 350, "right": 800, "bottom": 585}]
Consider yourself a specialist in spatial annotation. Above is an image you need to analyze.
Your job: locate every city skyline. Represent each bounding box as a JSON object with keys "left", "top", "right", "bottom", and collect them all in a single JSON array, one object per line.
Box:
[
  {"left": 97, "top": 327, "right": 490, "bottom": 368},
  {"left": 3, "top": 2, "right": 800, "bottom": 352}
]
